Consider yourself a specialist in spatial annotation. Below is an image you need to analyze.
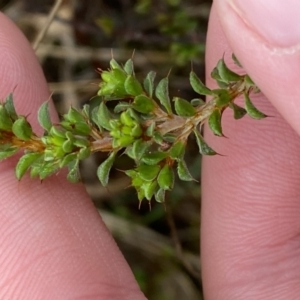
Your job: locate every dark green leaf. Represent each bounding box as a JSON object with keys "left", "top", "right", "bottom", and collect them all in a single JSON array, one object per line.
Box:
[
  {"left": 96, "top": 102, "right": 112, "bottom": 130},
  {"left": 169, "top": 141, "right": 185, "bottom": 159},
  {"left": 194, "top": 130, "right": 217, "bottom": 155},
  {"left": 132, "top": 139, "right": 151, "bottom": 161},
  {"left": 143, "top": 71, "right": 156, "bottom": 97},
  {"left": 124, "top": 75, "right": 143, "bottom": 96},
  {"left": 138, "top": 164, "right": 160, "bottom": 181},
  {"left": 174, "top": 97, "right": 196, "bottom": 117},
  {"left": 191, "top": 98, "right": 205, "bottom": 107},
  {"left": 208, "top": 109, "right": 223, "bottom": 136},
  {"left": 38, "top": 102, "right": 52, "bottom": 132},
  {"left": 189, "top": 71, "right": 213, "bottom": 95},
  {"left": 244, "top": 92, "right": 267, "bottom": 119},
  {"left": 114, "top": 102, "right": 132, "bottom": 113},
  {"left": 141, "top": 151, "right": 167, "bottom": 165},
  {"left": 157, "top": 165, "right": 174, "bottom": 190},
  {"left": 97, "top": 152, "right": 116, "bottom": 186},
  {"left": 133, "top": 95, "right": 155, "bottom": 114},
  {"left": 155, "top": 77, "right": 172, "bottom": 114},
  {"left": 177, "top": 160, "right": 195, "bottom": 181},
  {"left": 229, "top": 103, "right": 247, "bottom": 120},
  {"left": 213, "top": 89, "right": 232, "bottom": 107},
  {"left": 15, "top": 152, "right": 42, "bottom": 180},
  {"left": 0, "top": 105, "right": 13, "bottom": 131},
  {"left": 59, "top": 153, "right": 77, "bottom": 168},
  {"left": 4, "top": 93, "right": 18, "bottom": 120},
  {"left": 12, "top": 117, "right": 33, "bottom": 140},
  {"left": 146, "top": 122, "right": 155, "bottom": 136}
]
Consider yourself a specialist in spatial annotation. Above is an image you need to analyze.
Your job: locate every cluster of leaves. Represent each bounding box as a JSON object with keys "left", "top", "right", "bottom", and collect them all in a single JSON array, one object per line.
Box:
[{"left": 0, "top": 54, "right": 265, "bottom": 204}]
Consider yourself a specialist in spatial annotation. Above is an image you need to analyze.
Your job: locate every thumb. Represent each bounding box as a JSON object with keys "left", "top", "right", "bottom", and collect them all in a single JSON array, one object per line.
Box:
[{"left": 215, "top": 0, "right": 300, "bottom": 135}]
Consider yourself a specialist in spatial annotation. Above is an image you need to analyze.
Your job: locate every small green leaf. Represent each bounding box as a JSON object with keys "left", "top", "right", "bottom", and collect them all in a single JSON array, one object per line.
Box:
[
  {"left": 133, "top": 95, "right": 155, "bottom": 114},
  {"left": 177, "top": 160, "right": 194, "bottom": 181},
  {"left": 174, "top": 97, "right": 196, "bottom": 117},
  {"left": 123, "top": 59, "right": 134, "bottom": 75},
  {"left": 208, "top": 109, "right": 223, "bottom": 136},
  {"left": 4, "top": 93, "right": 18, "bottom": 120},
  {"left": 124, "top": 75, "right": 143, "bottom": 96},
  {"left": 15, "top": 152, "right": 42, "bottom": 180},
  {"left": 189, "top": 71, "right": 213, "bottom": 95},
  {"left": 155, "top": 77, "right": 172, "bottom": 114},
  {"left": 62, "top": 140, "right": 73, "bottom": 153},
  {"left": 217, "top": 58, "right": 242, "bottom": 82},
  {"left": 138, "top": 164, "right": 160, "bottom": 181},
  {"left": 169, "top": 141, "right": 185, "bottom": 159},
  {"left": 191, "top": 98, "right": 205, "bottom": 107},
  {"left": 229, "top": 103, "right": 247, "bottom": 120},
  {"left": 97, "top": 102, "right": 112, "bottom": 130},
  {"left": 244, "top": 92, "right": 267, "bottom": 119},
  {"left": 132, "top": 139, "right": 151, "bottom": 160},
  {"left": 244, "top": 75, "right": 260, "bottom": 93},
  {"left": 12, "top": 117, "right": 33, "bottom": 140},
  {"left": 77, "top": 147, "right": 91, "bottom": 160},
  {"left": 155, "top": 188, "right": 165, "bottom": 203},
  {"left": 114, "top": 102, "right": 132, "bottom": 113},
  {"left": 67, "top": 160, "right": 80, "bottom": 183},
  {"left": 110, "top": 58, "right": 122, "bottom": 70},
  {"left": 141, "top": 151, "right": 167, "bottom": 165},
  {"left": 97, "top": 152, "right": 116, "bottom": 186},
  {"left": 59, "top": 153, "right": 77, "bottom": 168},
  {"left": 39, "top": 162, "right": 60, "bottom": 180},
  {"left": 194, "top": 130, "right": 217, "bottom": 155},
  {"left": 0, "top": 147, "right": 18, "bottom": 160},
  {"left": 38, "top": 102, "right": 52, "bottom": 132},
  {"left": 232, "top": 53, "right": 242, "bottom": 68},
  {"left": 0, "top": 105, "right": 13, "bottom": 131},
  {"left": 65, "top": 107, "right": 86, "bottom": 123},
  {"left": 214, "top": 89, "right": 232, "bottom": 107},
  {"left": 143, "top": 71, "right": 156, "bottom": 97},
  {"left": 157, "top": 165, "right": 174, "bottom": 190},
  {"left": 143, "top": 181, "right": 157, "bottom": 200},
  {"left": 146, "top": 122, "right": 155, "bottom": 137}
]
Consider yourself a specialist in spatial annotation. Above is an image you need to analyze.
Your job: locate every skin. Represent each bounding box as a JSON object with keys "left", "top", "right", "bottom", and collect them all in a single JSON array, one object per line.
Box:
[{"left": 1, "top": 0, "right": 300, "bottom": 298}]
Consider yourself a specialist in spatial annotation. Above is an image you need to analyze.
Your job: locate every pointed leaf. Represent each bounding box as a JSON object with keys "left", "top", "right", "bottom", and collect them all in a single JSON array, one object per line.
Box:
[
  {"left": 194, "top": 130, "right": 217, "bottom": 155},
  {"left": 146, "top": 122, "right": 155, "bottom": 137},
  {"left": 0, "top": 105, "right": 13, "bottom": 131},
  {"left": 123, "top": 59, "right": 134, "bottom": 75},
  {"left": 4, "top": 93, "right": 18, "bottom": 120},
  {"left": 214, "top": 89, "right": 232, "bottom": 107},
  {"left": 133, "top": 95, "right": 155, "bottom": 114},
  {"left": 174, "top": 97, "right": 196, "bottom": 117},
  {"left": 39, "top": 162, "right": 60, "bottom": 179},
  {"left": 217, "top": 58, "right": 242, "bottom": 82},
  {"left": 114, "top": 102, "right": 132, "bottom": 113},
  {"left": 138, "top": 164, "right": 160, "bottom": 181},
  {"left": 229, "top": 103, "right": 247, "bottom": 120},
  {"left": 15, "top": 152, "right": 42, "bottom": 180},
  {"left": 109, "top": 58, "right": 122, "bottom": 70},
  {"left": 143, "top": 71, "right": 156, "bottom": 97},
  {"left": 189, "top": 71, "right": 213, "bottom": 95},
  {"left": 97, "top": 152, "right": 116, "bottom": 186},
  {"left": 0, "top": 147, "right": 18, "bottom": 160},
  {"left": 132, "top": 139, "right": 151, "bottom": 161},
  {"left": 96, "top": 102, "right": 112, "bottom": 130},
  {"left": 67, "top": 160, "right": 80, "bottom": 183},
  {"left": 143, "top": 181, "right": 157, "bottom": 201},
  {"left": 244, "top": 92, "right": 267, "bottom": 119},
  {"left": 191, "top": 98, "right": 205, "bottom": 107},
  {"left": 232, "top": 53, "right": 242, "bottom": 68},
  {"left": 155, "top": 188, "right": 165, "bottom": 203},
  {"left": 141, "top": 151, "right": 167, "bottom": 165},
  {"left": 12, "top": 117, "right": 33, "bottom": 140},
  {"left": 155, "top": 77, "right": 172, "bottom": 114},
  {"left": 177, "top": 160, "right": 194, "bottom": 181},
  {"left": 208, "top": 109, "right": 223, "bottom": 136},
  {"left": 38, "top": 102, "right": 52, "bottom": 132},
  {"left": 157, "top": 165, "right": 174, "bottom": 190},
  {"left": 124, "top": 75, "right": 143, "bottom": 96},
  {"left": 169, "top": 141, "right": 185, "bottom": 159}
]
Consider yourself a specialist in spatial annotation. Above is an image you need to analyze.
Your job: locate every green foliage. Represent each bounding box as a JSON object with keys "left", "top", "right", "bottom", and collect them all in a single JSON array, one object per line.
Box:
[{"left": 0, "top": 55, "right": 265, "bottom": 204}]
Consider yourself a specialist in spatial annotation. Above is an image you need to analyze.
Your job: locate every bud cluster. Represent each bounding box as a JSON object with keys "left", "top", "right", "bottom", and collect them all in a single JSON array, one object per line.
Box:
[{"left": 0, "top": 54, "right": 266, "bottom": 204}]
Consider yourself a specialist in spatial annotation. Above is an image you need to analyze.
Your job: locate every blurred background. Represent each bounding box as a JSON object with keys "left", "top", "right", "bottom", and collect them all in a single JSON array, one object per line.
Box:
[{"left": 1, "top": 0, "right": 212, "bottom": 299}]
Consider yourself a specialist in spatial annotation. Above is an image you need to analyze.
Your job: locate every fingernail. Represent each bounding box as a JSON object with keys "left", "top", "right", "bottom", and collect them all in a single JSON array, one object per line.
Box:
[{"left": 228, "top": 0, "right": 300, "bottom": 48}]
